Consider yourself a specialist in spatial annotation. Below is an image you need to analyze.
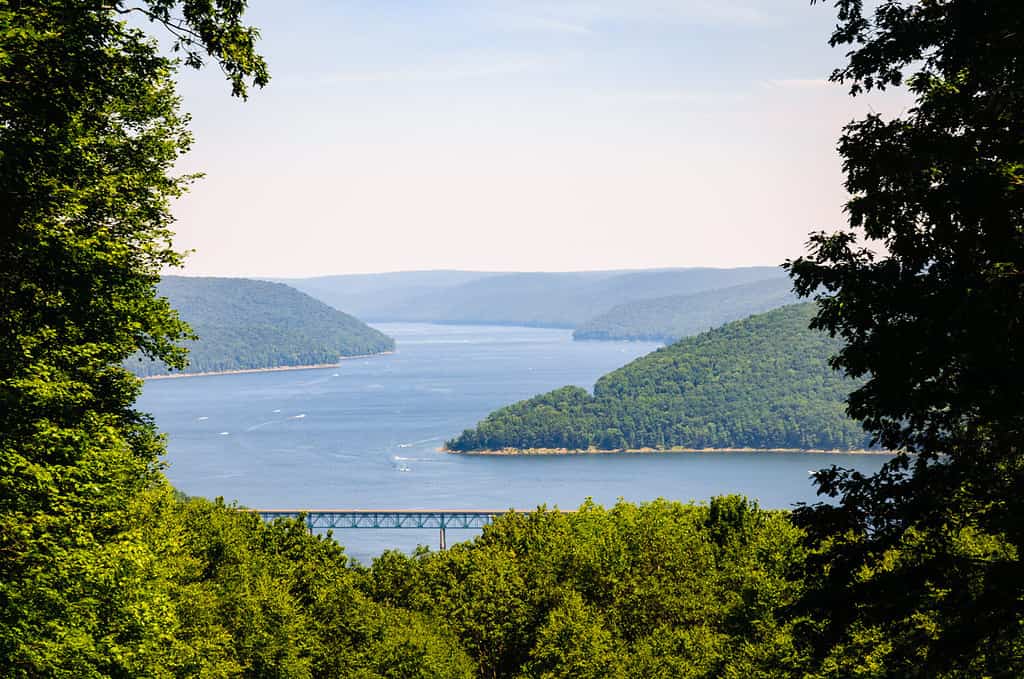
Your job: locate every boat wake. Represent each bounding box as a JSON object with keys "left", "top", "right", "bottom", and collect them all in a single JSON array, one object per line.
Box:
[{"left": 396, "top": 436, "right": 442, "bottom": 449}]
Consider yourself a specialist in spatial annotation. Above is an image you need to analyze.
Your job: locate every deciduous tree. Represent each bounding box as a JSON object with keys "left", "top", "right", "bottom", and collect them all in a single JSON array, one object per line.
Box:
[
  {"left": 0, "top": 2, "right": 265, "bottom": 673},
  {"left": 786, "top": 1, "right": 1024, "bottom": 674}
]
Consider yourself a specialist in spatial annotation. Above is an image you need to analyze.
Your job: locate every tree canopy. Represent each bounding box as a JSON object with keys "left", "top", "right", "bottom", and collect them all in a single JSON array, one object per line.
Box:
[
  {"left": 361, "top": 497, "right": 808, "bottom": 679},
  {"left": 0, "top": 2, "right": 266, "bottom": 673},
  {"left": 785, "top": 0, "right": 1024, "bottom": 674}
]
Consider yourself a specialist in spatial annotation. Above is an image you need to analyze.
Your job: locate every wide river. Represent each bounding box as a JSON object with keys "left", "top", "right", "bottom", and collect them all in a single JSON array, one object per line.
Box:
[{"left": 139, "top": 323, "right": 889, "bottom": 563}]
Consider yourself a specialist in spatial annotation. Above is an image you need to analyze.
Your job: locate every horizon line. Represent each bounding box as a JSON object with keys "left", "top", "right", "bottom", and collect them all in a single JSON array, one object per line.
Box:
[{"left": 164, "top": 263, "right": 789, "bottom": 280}]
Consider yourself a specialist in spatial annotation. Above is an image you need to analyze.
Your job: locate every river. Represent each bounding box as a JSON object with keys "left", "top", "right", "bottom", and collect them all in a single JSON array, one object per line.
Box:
[{"left": 138, "top": 323, "right": 888, "bottom": 563}]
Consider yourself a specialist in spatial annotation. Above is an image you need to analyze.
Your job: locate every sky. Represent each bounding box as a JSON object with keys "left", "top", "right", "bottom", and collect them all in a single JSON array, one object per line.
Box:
[{"left": 165, "top": 0, "right": 907, "bottom": 278}]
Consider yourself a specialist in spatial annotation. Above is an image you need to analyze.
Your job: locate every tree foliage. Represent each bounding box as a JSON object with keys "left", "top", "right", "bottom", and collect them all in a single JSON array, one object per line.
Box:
[
  {"left": 785, "top": 0, "right": 1024, "bottom": 674},
  {"left": 360, "top": 497, "right": 807, "bottom": 679},
  {"left": 140, "top": 492, "right": 475, "bottom": 678},
  {"left": 0, "top": 1, "right": 266, "bottom": 673}
]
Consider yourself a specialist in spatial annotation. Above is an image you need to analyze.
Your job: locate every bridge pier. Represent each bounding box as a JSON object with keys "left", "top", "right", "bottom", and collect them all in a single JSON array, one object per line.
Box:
[{"left": 439, "top": 525, "right": 446, "bottom": 550}]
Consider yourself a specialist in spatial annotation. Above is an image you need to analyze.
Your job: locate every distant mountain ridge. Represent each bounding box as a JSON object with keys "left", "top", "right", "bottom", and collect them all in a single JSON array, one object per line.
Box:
[
  {"left": 281, "top": 267, "right": 789, "bottom": 329},
  {"left": 447, "top": 303, "right": 871, "bottom": 452},
  {"left": 573, "top": 277, "right": 799, "bottom": 343},
  {"left": 129, "top": 276, "right": 394, "bottom": 377}
]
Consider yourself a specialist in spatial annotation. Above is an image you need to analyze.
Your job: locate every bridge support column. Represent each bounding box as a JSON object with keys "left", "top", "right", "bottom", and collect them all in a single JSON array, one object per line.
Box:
[{"left": 439, "top": 526, "right": 446, "bottom": 550}]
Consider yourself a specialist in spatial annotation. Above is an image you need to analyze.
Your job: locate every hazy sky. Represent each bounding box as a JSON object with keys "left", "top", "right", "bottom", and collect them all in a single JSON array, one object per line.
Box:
[{"left": 166, "top": 0, "right": 906, "bottom": 277}]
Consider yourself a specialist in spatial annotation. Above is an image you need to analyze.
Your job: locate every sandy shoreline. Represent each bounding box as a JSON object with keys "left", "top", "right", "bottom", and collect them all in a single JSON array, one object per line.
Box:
[
  {"left": 443, "top": 446, "right": 892, "bottom": 456},
  {"left": 142, "top": 351, "right": 395, "bottom": 380}
]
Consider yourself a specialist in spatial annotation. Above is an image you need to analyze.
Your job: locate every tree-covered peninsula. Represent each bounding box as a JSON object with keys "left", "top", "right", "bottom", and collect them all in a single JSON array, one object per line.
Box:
[
  {"left": 448, "top": 303, "right": 871, "bottom": 451},
  {"left": 129, "top": 277, "right": 394, "bottom": 376},
  {"left": 573, "top": 276, "right": 798, "bottom": 343}
]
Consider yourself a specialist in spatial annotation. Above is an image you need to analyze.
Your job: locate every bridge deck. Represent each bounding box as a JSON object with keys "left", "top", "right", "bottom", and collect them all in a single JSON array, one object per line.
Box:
[{"left": 248, "top": 509, "right": 572, "bottom": 531}]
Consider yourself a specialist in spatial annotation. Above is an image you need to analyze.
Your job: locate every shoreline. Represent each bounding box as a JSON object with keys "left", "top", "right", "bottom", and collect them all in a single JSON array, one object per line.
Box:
[
  {"left": 142, "top": 351, "right": 395, "bottom": 381},
  {"left": 443, "top": 445, "right": 892, "bottom": 456}
]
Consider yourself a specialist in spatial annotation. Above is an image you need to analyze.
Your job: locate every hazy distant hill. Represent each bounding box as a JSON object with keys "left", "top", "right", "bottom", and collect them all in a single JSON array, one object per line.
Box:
[
  {"left": 448, "top": 303, "right": 870, "bottom": 452},
  {"left": 283, "top": 267, "right": 787, "bottom": 328},
  {"left": 129, "top": 277, "right": 394, "bottom": 377},
  {"left": 573, "top": 277, "right": 798, "bottom": 343},
  {"left": 279, "top": 271, "right": 508, "bottom": 320}
]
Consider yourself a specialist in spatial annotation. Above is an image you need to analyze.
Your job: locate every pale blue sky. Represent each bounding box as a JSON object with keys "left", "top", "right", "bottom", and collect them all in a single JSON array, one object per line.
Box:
[{"left": 166, "top": 1, "right": 906, "bottom": 277}]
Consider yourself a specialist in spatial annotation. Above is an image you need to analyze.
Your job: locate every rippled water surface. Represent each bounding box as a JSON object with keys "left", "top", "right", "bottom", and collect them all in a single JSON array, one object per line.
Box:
[{"left": 139, "top": 323, "right": 888, "bottom": 562}]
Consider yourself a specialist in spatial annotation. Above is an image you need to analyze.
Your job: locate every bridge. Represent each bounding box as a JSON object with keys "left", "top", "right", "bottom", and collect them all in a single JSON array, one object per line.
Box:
[{"left": 248, "top": 509, "right": 568, "bottom": 549}]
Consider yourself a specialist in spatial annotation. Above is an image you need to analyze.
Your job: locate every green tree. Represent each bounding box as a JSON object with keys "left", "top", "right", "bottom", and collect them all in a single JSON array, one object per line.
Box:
[
  {"left": 786, "top": 1, "right": 1024, "bottom": 675},
  {"left": 524, "top": 591, "right": 625, "bottom": 679},
  {"left": 0, "top": 2, "right": 266, "bottom": 674}
]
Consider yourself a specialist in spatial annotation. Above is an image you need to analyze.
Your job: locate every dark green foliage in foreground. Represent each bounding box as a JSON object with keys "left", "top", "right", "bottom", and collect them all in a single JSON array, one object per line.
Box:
[
  {"left": 784, "top": 1, "right": 1024, "bottom": 675},
  {"left": 0, "top": 2, "right": 265, "bottom": 675},
  {"left": 573, "top": 276, "right": 798, "bottom": 343},
  {"left": 129, "top": 276, "right": 394, "bottom": 376},
  {"left": 449, "top": 304, "right": 870, "bottom": 451}
]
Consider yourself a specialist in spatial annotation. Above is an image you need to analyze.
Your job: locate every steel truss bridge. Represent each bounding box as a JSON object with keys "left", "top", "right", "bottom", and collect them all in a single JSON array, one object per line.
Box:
[{"left": 249, "top": 509, "right": 569, "bottom": 549}]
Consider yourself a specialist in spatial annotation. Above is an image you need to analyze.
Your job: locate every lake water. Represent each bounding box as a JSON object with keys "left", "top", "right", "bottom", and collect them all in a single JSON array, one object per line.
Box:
[{"left": 139, "top": 323, "right": 889, "bottom": 563}]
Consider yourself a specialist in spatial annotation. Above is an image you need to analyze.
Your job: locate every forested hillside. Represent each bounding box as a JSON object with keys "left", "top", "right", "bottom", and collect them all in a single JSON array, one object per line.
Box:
[
  {"left": 284, "top": 266, "right": 787, "bottom": 328},
  {"left": 573, "top": 276, "right": 798, "bottom": 343},
  {"left": 449, "top": 304, "right": 871, "bottom": 451},
  {"left": 129, "top": 277, "right": 394, "bottom": 376}
]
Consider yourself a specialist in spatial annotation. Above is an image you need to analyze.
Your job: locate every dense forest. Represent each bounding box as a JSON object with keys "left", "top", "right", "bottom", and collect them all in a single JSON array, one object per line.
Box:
[
  {"left": 129, "top": 277, "right": 394, "bottom": 376},
  {"left": 19, "top": 488, "right": 809, "bottom": 679},
  {"left": 449, "top": 304, "right": 872, "bottom": 451},
  {"left": 36, "top": 488, "right": 837, "bottom": 678},
  {"left": 284, "top": 267, "right": 788, "bottom": 328},
  {"left": 573, "top": 276, "right": 798, "bottom": 343}
]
